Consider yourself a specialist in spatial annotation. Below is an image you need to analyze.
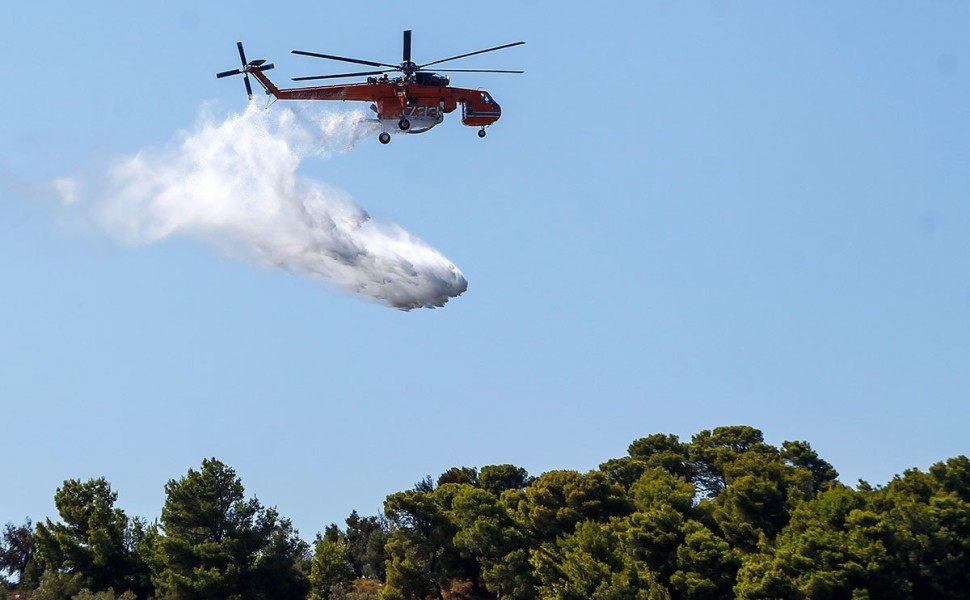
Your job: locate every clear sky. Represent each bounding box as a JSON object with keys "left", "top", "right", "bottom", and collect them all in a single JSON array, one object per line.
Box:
[{"left": 2, "top": 1, "right": 968, "bottom": 540}]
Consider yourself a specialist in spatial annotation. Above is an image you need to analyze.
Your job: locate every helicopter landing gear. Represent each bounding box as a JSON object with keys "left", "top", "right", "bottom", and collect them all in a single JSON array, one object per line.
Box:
[
  {"left": 478, "top": 128, "right": 487, "bottom": 138},
  {"left": 398, "top": 118, "right": 410, "bottom": 131},
  {"left": 379, "top": 132, "right": 391, "bottom": 144}
]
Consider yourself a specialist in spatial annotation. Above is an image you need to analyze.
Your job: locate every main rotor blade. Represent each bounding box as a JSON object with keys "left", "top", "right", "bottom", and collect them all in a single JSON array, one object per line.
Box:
[
  {"left": 419, "top": 41, "right": 525, "bottom": 69},
  {"left": 428, "top": 68, "right": 524, "bottom": 73},
  {"left": 403, "top": 30, "right": 412, "bottom": 63},
  {"left": 216, "top": 68, "right": 242, "bottom": 78},
  {"left": 256, "top": 63, "right": 275, "bottom": 72},
  {"left": 243, "top": 73, "right": 253, "bottom": 99},
  {"left": 292, "top": 69, "right": 393, "bottom": 82},
  {"left": 236, "top": 42, "right": 248, "bottom": 67},
  {"left": 291, "top": 50, "right": 396, "bottom": 69}
]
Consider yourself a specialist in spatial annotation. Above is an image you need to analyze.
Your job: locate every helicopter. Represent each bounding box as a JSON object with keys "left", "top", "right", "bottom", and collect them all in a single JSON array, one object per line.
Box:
[{"left": 216, "top": 30, "right": 524, "bottom": 144}]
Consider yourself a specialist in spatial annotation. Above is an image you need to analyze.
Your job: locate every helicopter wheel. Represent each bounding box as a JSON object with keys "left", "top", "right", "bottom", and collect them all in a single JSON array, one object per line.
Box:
[
  {"left": 398, "top": 118, "right": 410, "bottom": 131},
  {"left": 379, "top": 132, "right": 391, "bottom": 144},
  {"left": 478, "top": 128, "right": 487, "bottom": 138}
]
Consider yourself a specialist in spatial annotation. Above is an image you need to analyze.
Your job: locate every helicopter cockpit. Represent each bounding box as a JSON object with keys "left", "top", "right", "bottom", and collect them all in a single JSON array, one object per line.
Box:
[{"left": 480, "top": 91, "right": 500, "bottom": 109}]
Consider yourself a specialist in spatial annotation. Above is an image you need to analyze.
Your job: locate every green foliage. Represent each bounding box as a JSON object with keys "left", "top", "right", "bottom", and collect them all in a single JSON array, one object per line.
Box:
[
  {"left": 511, "top": 470, "right": 632, "bottom": 543},
  {"left": 781, "top": 441, "right": 839, "bottom": 493},
  {"left": 309, "top": 537, "right": 355, "bottom": 600},
  {"left": 33, "top": 570, "right": 86, "bottom": 600},
  {"left": 532, "top": 520, "right": 670, "bottom": 600},
  {"left": 381, "top": 533, "right": 435, "bottom": 600},
  {"left": 615, "top": 507, "right": 684, "bottom": 584},
  {"left": 72, "top": 588, "right": 138, "bottom": 600},
  {"left": 437, "top": 467, "right": 478, "bottom": 487},
  {"left": 413, "top": 476, "right": 435, "bottom": 493},
  {"left": 710, "top": 470, "right": 788, "bottom": 551},
  {"left": 309, "top": 513, "right": 387, "bottom": 599},
  {"left": 689, "top": 426, "right": 771, "bottom": 497},
  {"left": 382, "top": 487, "right": 460, "bottom": 600},
  {"left": 371, "top": 430, "right": 970, "bottom": 599},
  {"left": 12, "top": 429, "right": 970, "bottom": 600},
  {"left": 145, "top": 458, "right": 309, "bottom": 600},
  {"left": 669, "top": 520, "right": 739, "bottom": 599},
  {"left": 692, "top": 431, "right": 821, "bottom": 552},
  {"left": 601, "top": 435, "right": 692, "bottom": 490},
  {"left": 450, "top": 486, "right": 534, "bottom": 598},
  {"left": 0, "top": 518, "right": 39, "bottom": 588},
  {"left": 479, "top": 465, "right": 532, "bottom": 496},
  {"left": 343, "top": 511, "right": 388, "bottom": 580},
  {"left": 928, "top": 455, "right": 970, "bottom": 501},
  {"left": 630, "top": 470, "right": 695, "bottom": 515},
  {"left": 33, "top": 478, "right": 148, "bottom": 597},
  {"left": 734, "top": 466, "right": 970, "bottom": 600},
  {"left": 734, "top": 484, "right": 903, "bottom": 599},
  {"left": 875, "top": 459, "right": 970, "bottom": 597}
]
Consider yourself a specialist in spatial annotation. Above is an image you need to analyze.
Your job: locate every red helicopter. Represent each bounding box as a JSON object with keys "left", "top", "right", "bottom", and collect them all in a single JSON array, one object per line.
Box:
[{"left": 216, "top": 30, "right": 524, "bottom": 144}]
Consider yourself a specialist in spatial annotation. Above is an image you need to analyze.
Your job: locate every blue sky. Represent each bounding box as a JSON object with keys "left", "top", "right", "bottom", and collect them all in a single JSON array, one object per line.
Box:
[{"left": 2, "top": 2, "right": 968, "bottom": 539}]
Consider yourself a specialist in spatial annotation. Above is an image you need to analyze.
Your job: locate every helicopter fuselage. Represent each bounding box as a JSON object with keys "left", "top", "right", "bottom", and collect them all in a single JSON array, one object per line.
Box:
[
  {"left": 220, "top": 32, "right": 522, "bottom": 144},
  {"left": 249, "top": 69, "right": 502, "bottom": 134}
]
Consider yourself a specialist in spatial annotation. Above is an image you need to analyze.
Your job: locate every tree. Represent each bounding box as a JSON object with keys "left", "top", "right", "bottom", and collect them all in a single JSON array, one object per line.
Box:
[
  {"left": 450, "top": 486, "right": 535, "bottom": 599},
  {"left": 0, "top": 519, "right": 39, "bottom": 588},
  {"left": 145, "top": 458, "right": 308, "bottom": 600},
  {"left": 928, "top": 455, "right": 970, "bottom": 501},
  {"left": 343, "top": 511, "right": 388, "bottom": 580},
  {"left": 689, "top": 426, "right": 771, "bottom": 498},
  {"left": 630, "top": 470, "right": 695, "bottom": 516},
  {"left": 874, "top": 459, "right": 970, "bottom": 597},
  {"left": 308, "top": 537, "right": 354, "bottom": 600},
  {"left": 669, "top": 520, "right": 740, "bottom": 599},
  {"left": 685, "top": 430, "right": 829, "bottom": 553},
  {"left": 621, "top": 470, "right": 701, "bottom": 586},
  {"left": 73, "top": 589, "right": 138, "bottom": 600},
  {"left": 734, "top": 484, "right": 902, "bottom": 599},
  {"left": 629, "top": 434, "right": 694, "bottom": 481},
  {"left": 251, "top": 512, "right": 311, "bottom": 600},
  {"left": 708, "top": 450, "right": 815, "bottom": 552},
  {"left": 437, "top": 467, "right": 478, "bottom": 487},
  {"left": 781, "top": 441, "right": 839, "bottom": 494},
  {"left": 32, "top": 571, "right": 86, "bottom": 600},
  {"left": 616, "top": 507, "right": 684, "bottom": 587},
  {"left": 414, "top": 476, "right": 436, "bottom": 493},
  {"left": 382, "top": 534, "right": 436, "bottom": 600},
  {"left": 531, "top": 520, "right": 671, "bottom": 600},
  {"left": 382, "top": 487, "right": 465, "bottom": 600},
  {"left": 33, "top": 478, "right": 148, "bottom": 596},
  {"left": 601, "top": 435, "right": 692, "bottom": 490},
  {"left": 25, "top": 428, "right": 967, "bottom": 600},
  {"left": 479, "top": 465, "right": 532, "bottom": 496},
  {"left": 511, "top": 471, "right": 632, "bottom": 543}
]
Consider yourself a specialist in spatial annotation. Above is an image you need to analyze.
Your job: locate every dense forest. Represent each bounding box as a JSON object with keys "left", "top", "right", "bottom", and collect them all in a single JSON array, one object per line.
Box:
[{"left": 3, "top": 425, "right": 969, "bottom": 599}]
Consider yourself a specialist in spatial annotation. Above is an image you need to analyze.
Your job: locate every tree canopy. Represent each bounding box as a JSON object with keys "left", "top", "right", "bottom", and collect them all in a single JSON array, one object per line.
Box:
[
  {"left": 143, "top": 458, "right": 309, "bottom": 600},
  {"left": 5, "top": 427, "right": 969, "bottom": 599}
]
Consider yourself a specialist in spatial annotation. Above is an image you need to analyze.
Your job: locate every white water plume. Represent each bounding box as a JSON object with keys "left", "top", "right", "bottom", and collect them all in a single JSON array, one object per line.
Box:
[{"left": 59, "top": 103, "right": 467, "bottom": 310}]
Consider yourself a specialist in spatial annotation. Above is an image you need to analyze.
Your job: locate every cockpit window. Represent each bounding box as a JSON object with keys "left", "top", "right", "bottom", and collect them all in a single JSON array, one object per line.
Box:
[{"left": 481, "top": 92, "right": 494, "bottom": 104}]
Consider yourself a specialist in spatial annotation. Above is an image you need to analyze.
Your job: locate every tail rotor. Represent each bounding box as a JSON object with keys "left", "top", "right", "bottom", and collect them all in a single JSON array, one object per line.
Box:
[{"left": 216, "top": 42, "right": 274, "bottom": 100}]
